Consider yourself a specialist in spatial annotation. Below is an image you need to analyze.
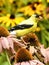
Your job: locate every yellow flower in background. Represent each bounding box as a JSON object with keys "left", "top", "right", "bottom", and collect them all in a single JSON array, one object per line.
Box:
[
  {"left": 38, "top": 0, "right": 42, "bottom": 2},
  {"left": 17, "top": 5, "right": 35, "bottom": 16},
  {"left": 35, "top": 3, "right": 45, "bottom": 15},
  {"left": 47, "top": 0, "right": 49, "bottom": 2},
  {"left": 17, "top": 2, "right": 45, "bottom": 16},
  {"left": 15, "top": 16, "right": 25, "bottom": 24},
  {"left": 0, "top": 17, "right": 3, "bottom": 23},
  {"left": 9, "top": 0, "right": 13, "bottom": 3},
  {"left": 0, "top": 14, "right": 25, "bottom": 28},
  {"left": 0, "top": 9, "right": 7, "bottom": 16},
  {"left": 18, "top": 6, "right": 35, "bottom": 16},
  {"left": 0, "top": 0, "right": 3, "bottom": 6},
  {"left": 39, "top": 0, "right": 49, "bottom": 3},
  {"left": 35, "top": 27, "right": 41, "bottom": 32},
  {"left": 31, "top": 2, "right": 45, "bottom": 15}
]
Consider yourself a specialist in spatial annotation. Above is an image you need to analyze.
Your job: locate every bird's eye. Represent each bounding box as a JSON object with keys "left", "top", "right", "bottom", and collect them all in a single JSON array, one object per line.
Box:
[
  {"left": 34, "top": 13, "right": 40, "bottom": 18},
  {"left": 36, "top": 14, "right": 39, "bottom": 18}
]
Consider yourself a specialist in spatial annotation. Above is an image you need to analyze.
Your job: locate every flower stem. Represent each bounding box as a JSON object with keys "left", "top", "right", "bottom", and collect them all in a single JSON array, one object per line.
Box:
[{"left": 5, "top": 51, "right": 11, "bottom": 65}]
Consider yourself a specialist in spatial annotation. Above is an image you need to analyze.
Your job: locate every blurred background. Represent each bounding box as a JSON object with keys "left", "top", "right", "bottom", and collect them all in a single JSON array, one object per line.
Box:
[
  {"left": 0, "top": 0, "right": 49, "bottom": 65},
  {"left": 0, "top": 0, "right": 49, "bottom": 47}
]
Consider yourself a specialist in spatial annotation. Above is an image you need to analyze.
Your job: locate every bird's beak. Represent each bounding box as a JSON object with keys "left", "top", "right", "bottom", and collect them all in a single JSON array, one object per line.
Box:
[{"left": 34, "top": 13, "right": 43, "bottom": 21}]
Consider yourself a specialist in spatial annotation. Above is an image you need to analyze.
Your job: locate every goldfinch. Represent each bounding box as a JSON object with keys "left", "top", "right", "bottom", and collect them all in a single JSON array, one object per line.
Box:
[{"left": 10, "top": 14, "right": 39, "bottom": 37}]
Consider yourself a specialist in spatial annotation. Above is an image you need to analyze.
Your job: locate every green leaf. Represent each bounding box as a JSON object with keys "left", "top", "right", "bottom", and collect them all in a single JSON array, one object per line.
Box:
[{"left": 0, "top": 51, "right": 11, "bottom": 65}]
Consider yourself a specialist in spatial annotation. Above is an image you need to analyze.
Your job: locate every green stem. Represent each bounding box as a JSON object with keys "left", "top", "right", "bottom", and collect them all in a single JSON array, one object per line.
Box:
[{"left": 5, "top": 51, "right": 11, "bottom": 65}]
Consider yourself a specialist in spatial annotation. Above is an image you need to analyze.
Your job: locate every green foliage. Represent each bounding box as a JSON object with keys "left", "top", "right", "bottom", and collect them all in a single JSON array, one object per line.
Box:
[
  {"left": 0, "top": 53, "right": 8, "bottom": 65},
  {"left": 36, "top": 19, "right": 49, "bottom": 48},
  {"left": 0, "top": 52, "right": 11, "bottom": 65}
]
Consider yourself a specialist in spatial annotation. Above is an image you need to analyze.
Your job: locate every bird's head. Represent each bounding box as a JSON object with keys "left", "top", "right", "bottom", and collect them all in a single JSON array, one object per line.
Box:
[{"left": 30, "top": 13, "right": 41, "bottom": 22}]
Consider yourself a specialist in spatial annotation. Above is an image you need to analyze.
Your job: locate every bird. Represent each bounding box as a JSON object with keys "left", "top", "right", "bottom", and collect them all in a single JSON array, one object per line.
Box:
[{"left": 10, "top": 14, "right": 39, "bottom": 37}]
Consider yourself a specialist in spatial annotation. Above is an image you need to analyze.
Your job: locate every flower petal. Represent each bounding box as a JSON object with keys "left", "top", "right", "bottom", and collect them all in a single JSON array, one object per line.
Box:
[
  {"left": 0, "top": 39, "right": 2, "bottom": 53},
  {"left": 12, "top": 38, "right": 25, "bottom": 47},
  {"left": 29, "top": 60, "right": 36, "bottom": 65},
  {"left": 1, "top": 37, "right": 9, "bottom": 49},
  {"left": 33, "top": 60, "right": 44, "bottom": 65},
  {"left": 7, "top": 37, "right": 15, "bottom": 54},
  {"left": 21, "top": 62, "right": 26, "bottom": 65}
]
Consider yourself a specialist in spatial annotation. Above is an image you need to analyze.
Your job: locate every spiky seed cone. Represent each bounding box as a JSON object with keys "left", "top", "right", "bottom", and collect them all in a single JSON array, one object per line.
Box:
[
  {"left": 23, "top": 33, "right": 41, "bottom": 46},
  {"left": 27, "top": 33, "right": 41, "bottom": 46},
  {"left": 16, "top": 48, "right": 33, "bottom": 62},
  {"left": 0, "top": 26, "right": 10, "bottom": 37}
]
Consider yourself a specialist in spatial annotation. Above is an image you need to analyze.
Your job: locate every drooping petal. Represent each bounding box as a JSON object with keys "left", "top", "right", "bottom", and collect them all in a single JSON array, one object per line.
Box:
[
  {"left": 14, "top": 60, "right": 44, "bottom": 65},
  {"left": 24, "top": 62, "right": 30, "bottom": 65},
  {"left": 33, "top": 60, "right": 44, "bottom": 65},
  {"left": 0, "top": 38, "right": 2, "bottom": 53},
  {"left": 21, "top": 62, "right": 26, "bottom": 65},
  {"left": 7, "top": 38, "right": 13, "bottom": 49},
  {"left": 7, "top": 34, "right": 16, "bottom": 38},
  {"left": 12, "top": 38, "right": 25, "bottom": 47},
  {"left": 14, "top": 63, "right": 20, "bottom": 65},
  {"left": 1, "top": 37, "right": 9, "bottom": 49},
  {"left": 40, "top": 45, "right": 49, "bottom": 63},
  {"left": 7, "top": 37, "right": 15, "bottom": 54},
  {"left": 29, "top": 60, "right": 36, "bottom": 65},
  {"left": 46, "top": 48, "right": 49, "bottom": 62}
]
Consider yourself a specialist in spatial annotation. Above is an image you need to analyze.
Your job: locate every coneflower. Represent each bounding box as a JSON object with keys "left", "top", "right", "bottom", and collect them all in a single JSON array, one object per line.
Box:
[
  {"left": 0, "top": 26, "right": 10, "bottom": 37},
  {"left": 14, "top": 48, "right": 44, "bottom": 65}
]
